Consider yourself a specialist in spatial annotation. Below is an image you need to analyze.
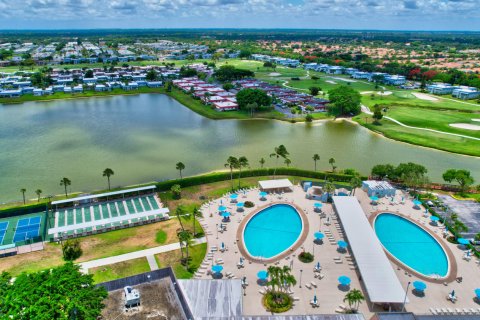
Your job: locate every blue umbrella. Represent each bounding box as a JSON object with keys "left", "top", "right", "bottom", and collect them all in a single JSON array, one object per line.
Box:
[
  {"left": 337, "top": 240, "right": 348, "bottom": 248},
  {"left": 237, "top": 202, "right": 244, "bottom": 207},
  {"left": 413, "top": 281, "right": 427, "bottom": 291},
  {"left": 457, "top": 238, "right": 469, "bottom": 245},
  {"left": 430, "top": 216, "right": 440, "bottom": 222},
  {"left": 313, "top": 294, "right": 317, "bottom": 304},
  {"left": 314, "top": 232, "right": 324, "bottom": 240},
  {"left": 257, "top": 270, "right": 268, "bottom": 279},
  {"left": 221, "top": 242, "right": 225, "bottom": 250},
  {"left": 221, "top": 211, "right": 231, "bottom": 218},
  {"left": 315, "top": 262, "right": 321, "bottom": 269},
  {"left": 218, "top": 205, "right": 227, "bottom": 212},
  {"left": 230, "top": 194, "right": 238, "bottom": 199},
  {"left": 474, "top": 288, "right": 480, "bottom": 298},
  {"left": 338, "top": 276, "right": 351, "bottom": 286},
  {"left": 413, "top": 200, "right": 422, "bottom": 206},
  {"left": 259, "top": 191, "right": 268, "bottom": 197},
  {"left": 314, "top": 202, "right": 323, "bottom": 208},
  {"left": 370, "top": 196, "right": 379, "bottom": 202},
  {"left": 212, "top": 265, "right": 223, "bottom": 273}
]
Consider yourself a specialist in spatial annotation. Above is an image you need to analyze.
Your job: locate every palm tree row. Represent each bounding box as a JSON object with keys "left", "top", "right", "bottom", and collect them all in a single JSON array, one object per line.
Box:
[
  {"left": 267, "top": 265, "right": 297, "bottom": 298},
  {"left": 224, "top": 156, "right": 250, "bottom": 190}
]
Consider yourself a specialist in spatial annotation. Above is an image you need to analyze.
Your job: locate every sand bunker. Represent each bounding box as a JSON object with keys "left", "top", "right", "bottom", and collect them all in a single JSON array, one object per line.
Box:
[
  {"left": 268, "top": 72, "right": 281, "bottom": 76},
  {"left": 472, "top": 119, "right": 480, "bottom": 122},
  {"left": 412, "top": 92, "right": 438, "bottom": 101},
  {"left": 332, "top": 77, "right": 357, "bottom": 83},
  {"left": 449, "top": 123, "right": 480, "bottom": 131},
  {"left": 360, "top": 91, "right": 392, "bottom": 96},
  {"left": 326, "top": 80, "right": 337, "bottom": 84}
]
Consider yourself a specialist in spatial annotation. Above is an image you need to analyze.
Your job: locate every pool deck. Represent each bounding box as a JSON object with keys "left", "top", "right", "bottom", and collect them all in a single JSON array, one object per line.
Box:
[{"left": 196, "top": 184, "right": 480, "bottom": 318}]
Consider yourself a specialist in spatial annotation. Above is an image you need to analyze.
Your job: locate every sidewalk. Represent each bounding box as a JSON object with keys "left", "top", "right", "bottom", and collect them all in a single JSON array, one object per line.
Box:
[{"left": 79, "top": 237, "right": 207, "bottom": 273}]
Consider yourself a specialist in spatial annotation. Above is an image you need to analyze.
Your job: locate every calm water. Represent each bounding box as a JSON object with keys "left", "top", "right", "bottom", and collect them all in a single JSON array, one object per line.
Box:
[
  {"left": 243, "top": 204, "right": 302, "bottom": 259},
  {"left": 0, "top": 94, "right": 479, "bottom": 203},
  {"left": 375, "top": 213, "right": 449, "bottom": 277}
]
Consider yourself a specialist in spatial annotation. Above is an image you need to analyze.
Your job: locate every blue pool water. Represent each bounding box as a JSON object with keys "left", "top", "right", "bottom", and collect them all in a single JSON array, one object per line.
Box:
[
  {"left": 243, "top": 204, "right": 302, "bottom": 259},
  {"left": 375, "top": 213, "right": 449, "bottom": 277}
]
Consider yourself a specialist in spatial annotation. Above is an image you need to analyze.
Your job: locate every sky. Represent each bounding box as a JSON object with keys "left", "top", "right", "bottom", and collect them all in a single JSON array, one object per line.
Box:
[{"left": 0, "top": 0, "right": 479, "bottom": 31}]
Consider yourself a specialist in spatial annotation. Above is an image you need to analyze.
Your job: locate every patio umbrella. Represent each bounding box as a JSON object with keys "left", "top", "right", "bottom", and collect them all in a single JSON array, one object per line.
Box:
[
  {"left": 218, "top": 205, "right": 227, "bottom": 212},
  {"left": 221, "top": 211, "right": 231, "bottom": 218},
  {"left": 430, "top": 216, "right": 440, "bottom": 222},
  {"left": 257, "top": 270, "right": 268, "bottom": 280},
  {"left": 313, "top": 294, "right": 318, "bottom": 304},
  {"left": 338, "top": 276, "right": 351, "bottom": 286},
  {"left": 314, "top": 202, "right": 323, "bottom": 208},
  {"left": 457, "top": 238, "right": 469, "bottom": 245},
  {"left": 212, "top": 265, "right": 223, "bottom": 273},
  {"left": 315, "top": 262, "right": 321, "bottom": 270},
  {"left": 237, "top": 202, "right": 244, "bottom": 208},
  {"left": 221, "top": 242, "right": 225, "bottom": 250},
  {"left": 370, "top": 196, "right": 379, "bottom": 202},
  {"left": 450, "top": 290, "right": 456, "bottom": 297},
  {"left": 413, "top": 281, "right": 427, "bottom": 291},
  {"left": 314, "top": 232, "right": 324, "bottom": 240},
  {"left": 475, "top": 288, "right": 480, "bottom": 298},
  {"left": 259, "top": 191, "right": 268, "bottom": 197},
  {"left": 230, "top": 194, "right": 238, "bottom": 199},
  {"left": 413, "top": 200, "right": 422, "bottom": 206},
  {"left": 337, "top": 240, "right": 348, "bottom": 248}
]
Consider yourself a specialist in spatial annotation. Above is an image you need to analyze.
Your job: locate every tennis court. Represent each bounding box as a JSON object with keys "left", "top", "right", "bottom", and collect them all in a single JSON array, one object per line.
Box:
[
  {"left": 13, "top": 216, "right": 41, "bottom": 243},
  {"left": 0, "top": 222, "right": 9, "bottom": 245}
]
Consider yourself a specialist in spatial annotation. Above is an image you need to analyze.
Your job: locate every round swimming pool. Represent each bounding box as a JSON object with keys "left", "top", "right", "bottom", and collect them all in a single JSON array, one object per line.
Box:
[
  {"left": 374, "top": 213, "right": 449, "bottom": 278},
  {"left": 243, "top": 204, "right": 303, "bottom": 259}
]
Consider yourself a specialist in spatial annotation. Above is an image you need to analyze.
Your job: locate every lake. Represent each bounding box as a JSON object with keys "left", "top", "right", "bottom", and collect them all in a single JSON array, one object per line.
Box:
[{"left": 0, "top": 94, "right": 478, "bottom": 203}]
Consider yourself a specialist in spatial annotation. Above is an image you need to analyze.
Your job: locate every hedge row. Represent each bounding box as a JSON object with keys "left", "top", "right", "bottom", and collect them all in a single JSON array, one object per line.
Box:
[
  {"left": 0, "top": 203, "right": 48, "bottom": 219},
  {"left": 156, "top": 167, "right": 364, "bottom": 191}
]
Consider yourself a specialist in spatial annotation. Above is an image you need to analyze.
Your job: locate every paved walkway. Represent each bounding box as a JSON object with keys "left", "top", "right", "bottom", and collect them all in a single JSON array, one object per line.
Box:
[
  {"left": 146, "top": 255, "right": 159, "bottom": 270},
  {"left": 361, "top": 105, "right": 480, "bottom": 141},
  {"left": 79, "top": 237, "right": 207, "bottom": 273}
]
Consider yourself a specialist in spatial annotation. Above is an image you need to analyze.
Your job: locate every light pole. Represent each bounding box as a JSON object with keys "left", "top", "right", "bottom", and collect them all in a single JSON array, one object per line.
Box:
[
  {"left": 299, "top": 269, "right": 303, "bottom": 288},
  {"left": 402, "top": 281, "right": 411, "bottom": 312},
  {"left": 216, "top": 223, "right": 218, "bottom": 239}
]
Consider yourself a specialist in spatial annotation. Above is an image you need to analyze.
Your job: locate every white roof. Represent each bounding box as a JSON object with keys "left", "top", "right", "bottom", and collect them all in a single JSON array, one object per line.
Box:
[
  {"left": 51, "top": 185, "right": 156, "bottom": 205},
  {"left": 258, "top": 179, "right": 293, "bottom": 190},
  {"left": 332, "top": 196, "right": 407, "bottom": 304},
  {"left": 363, "top": 180, "right": 395, "bottom": 191}
]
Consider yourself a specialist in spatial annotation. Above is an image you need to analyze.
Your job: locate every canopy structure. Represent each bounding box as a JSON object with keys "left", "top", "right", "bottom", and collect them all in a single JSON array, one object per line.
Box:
[
  {"left": 332, "top": 196, "right": 407, "bottom": 304},
  {"left": 258, "top": 179, "right": 293, "bottom": 191},
  {"left": 51, "top": 185, "right": 156, "bottom": 206}
]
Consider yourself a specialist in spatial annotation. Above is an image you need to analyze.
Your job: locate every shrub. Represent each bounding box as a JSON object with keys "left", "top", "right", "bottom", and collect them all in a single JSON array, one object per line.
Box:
[
  {"left": 155, "top": 230, "right": 167, "bottom": 244},
  {"left": 291, "top": 77, "right": 300, "bottom": 81},
  {"left": 263, "top": 291, "right": 293, "bottom": 313},
  {"left": 62, "top": 239, "right": 82, "bottom": 261},
  {"left": 298, "top": 251, "right": 314, "bottom": 263},
  {"left": 305, "top": 114, "right": 313, "bottom": 122},
  {"left": 244, "top": 201, "right": 255, "bottom": 208},
  {"left": 171, "top": 184, "right": 182, "bottom": 199}
]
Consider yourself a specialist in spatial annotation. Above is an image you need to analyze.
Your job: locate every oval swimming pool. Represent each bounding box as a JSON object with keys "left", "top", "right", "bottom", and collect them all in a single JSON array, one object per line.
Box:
[
  {"left": 374, "top": 213, "right": 449, "bottom": 277},
  {"left": 243, "top": 204, "right": 303, "bottom": 259}
]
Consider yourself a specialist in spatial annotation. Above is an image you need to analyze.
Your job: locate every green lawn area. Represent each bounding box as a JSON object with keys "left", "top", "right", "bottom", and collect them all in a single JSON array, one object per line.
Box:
[
  {"left": 155, "top": 243, "right": 207, "bottom": 279},
  {"left": 90, "top": 257, "right": 151, "bottom": 283},
  {"left": 354, "top": 113, "right": 480, "bottom": 157}
]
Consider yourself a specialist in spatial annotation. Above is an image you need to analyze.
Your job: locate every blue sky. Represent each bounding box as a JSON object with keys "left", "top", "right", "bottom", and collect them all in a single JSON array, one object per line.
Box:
[{"left": 0, "top": 0, "right": 479, "bottom": 31}]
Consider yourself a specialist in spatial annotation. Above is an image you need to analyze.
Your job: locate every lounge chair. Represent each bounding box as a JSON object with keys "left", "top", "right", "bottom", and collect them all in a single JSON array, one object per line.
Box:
[
  {"left": 258, "top": 289, "right": 266, "bottom": 295},
  {"left": 293, "top": 296, "right": 300, "bottom": 301},
  {"left": 305, "top": 283, "right": 312, "bottom": 289},
  {"left": 440, "top": 308, "right": 448, "bottom": 314},
  {"left": 446, "top": 308, "right": 454, "bottom": 314},
  {"left": 311, "top": 281, "right": 317, "bottom": 288},
  {"left": 429, "top": 308, "right": 438, "bottom": 315},
  {"left": 335, "top": 308, "right": 344, "bottom": 313}
]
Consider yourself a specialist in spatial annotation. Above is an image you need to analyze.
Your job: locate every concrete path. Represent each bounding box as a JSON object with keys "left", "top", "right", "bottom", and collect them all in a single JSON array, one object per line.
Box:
[
  {"left": 361, "top": 105, "right": 480, "bottom": 141},
  {"left": 79, "top": 237, "right": 207, "bottom": 273},
  {"left": 146, "top": 255, "right": 159, "bottom": 271}
]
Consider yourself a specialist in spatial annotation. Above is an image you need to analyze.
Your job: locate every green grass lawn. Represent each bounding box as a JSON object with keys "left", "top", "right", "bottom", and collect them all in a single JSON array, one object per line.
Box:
[
  {"left": 155, "top": 243, "right": 207, "bottom": 279},
  {"left": 155, "top": 230, "right": 168, "bottom": 244},
  {"left": 90, "top": 257, "right": 151, "bottom": 283},
  {"left": 354, "top": 113, "right": 480, "bottom": 157}
]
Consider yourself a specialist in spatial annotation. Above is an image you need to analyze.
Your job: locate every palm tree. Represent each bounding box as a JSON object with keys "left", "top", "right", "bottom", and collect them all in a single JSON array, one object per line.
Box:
[
  {"left": 269, "top": 145, "right": 289, "bottom": 179},
  {"left": 224, "top": 156, "right": 239, "bottom": 191},
  {"left": 191, "top": 207, "right": 202, "bottom": 238},
  {"left": 102, "top": 168, "right": 114, "bottom": 190},
  {"left": 284, "top": 158, "right": 291, "bottom": 167},
  {"left": 176, "top": 162, "right": 185, "bottom": 179},
  {"left": 328, "top": 157, "right": 336, "bottom": 172},
  {"left": 259, "top": 157, "right": 266, "bottom": 168},
  {"left": 343, "top": 289, "right": 365, "bottom": 312},
  {"left": 237, "top": 156, "right": 249, "bottom": 188},
  {"left": 178, "top": 230, "right": 193, "bottom": 268},
  {"left": 60, "top": 178, "right": 71, "bottom": 197},
  {"left": 323, "top": 181, "right": 336, "bottom": 198},
  {"left": 175, "top": 206, "right": 186, "bottom": 232},
  {"left": 350, "top": 176, "right": 362, "bottom": 196},
  {"left": 20, "top": 188, "right": 26, "bottom": 204},
  {"left": 35, "top": 189, "right": 42, "bottom": 202},
  {"left": 313, "top": 154, "right": 320, "bottom": 171}
]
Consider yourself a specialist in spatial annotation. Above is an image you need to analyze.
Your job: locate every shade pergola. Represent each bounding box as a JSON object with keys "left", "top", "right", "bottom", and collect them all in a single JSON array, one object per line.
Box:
[{"left": 258, "top": 179, "right": 293, "bottom": 191}]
